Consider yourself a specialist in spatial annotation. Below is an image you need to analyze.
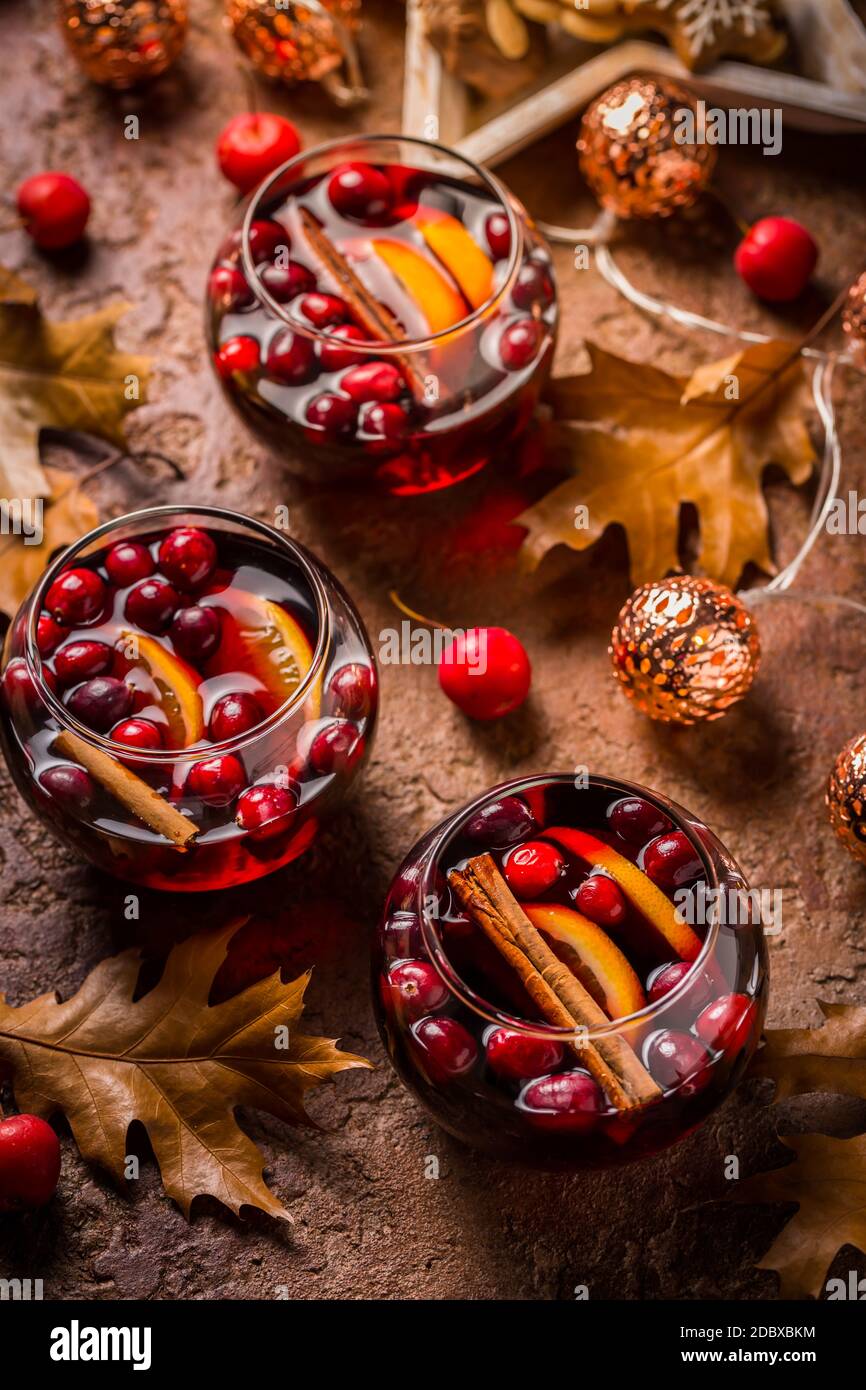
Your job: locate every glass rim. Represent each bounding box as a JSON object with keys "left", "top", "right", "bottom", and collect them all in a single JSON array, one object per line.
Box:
[
  {"left": 240, "top": 132, "right": 527, "bottom": 353},
  {"left": 23, "top": 504, "right": 332, "bottom": 765},
  {"left": 417, "top": 771, "right": 725, "bottom": 1042}
]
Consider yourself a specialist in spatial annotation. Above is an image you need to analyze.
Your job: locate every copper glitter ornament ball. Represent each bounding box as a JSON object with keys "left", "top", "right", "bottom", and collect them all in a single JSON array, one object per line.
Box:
[
  {"left": 225, "top": 0, "right": 361, "bottom": 87},
  {"left": 58, "top": 0, "right": 188, "bottom": 89},
  {"left": 610, "top": 576, "right": 761, "bottom": 725},
  {"left": 577, "top": 76, "right": 717, "bottom": 219},
  {"left": 842, "top": 270, "right": 866, "bottom": 374},
  {"left": 827, "top": 734, "right": 866, "bottom": 865}
]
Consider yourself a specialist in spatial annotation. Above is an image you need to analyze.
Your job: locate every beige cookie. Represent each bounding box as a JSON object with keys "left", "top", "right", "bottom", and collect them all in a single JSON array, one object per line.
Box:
[{"left": 622, "top": 0, "right": 787, "bottom": 71}]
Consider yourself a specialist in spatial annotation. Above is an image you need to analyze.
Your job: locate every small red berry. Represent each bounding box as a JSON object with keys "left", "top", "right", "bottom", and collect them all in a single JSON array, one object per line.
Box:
[
  {"left": 438, "top": 626, "right": 531, "bottom": 721},
  {"left": 216, "top": 335, "right": 260, "bottom": 378},
  {"left": 735, "top": 217, "right": 818, "bottom": 302},
  {"left": 575, "top": 874, "right": 627, "bottom": 929},
  {"left": 608, "top": 796, "right": 672, "bottom": 845},
  {"left": 2, "top": 657, "right": 54, "bottom": 710},
  {"left": 499, "top": 318, "right": 542, "bottom": 371},
  {"left": 647, "top": 960, "right": 694, "bottom": 1004},
  {"left": 209, "top": 691, "right": 263, "bottom": 741},
  {"left": 381, "top": 960, "right": 448, "bottom": 1021},
  {"left": 695, "top": 993, "right": 757, "bottom": 1056},
  {"left": 305, "top": 392, "right": 356, "bottom": 439},
  {"left": 66, "top": 676, "right": 133, "bottom": 732},
  {"left": 329, "top": 663, "right": 375, "bottom": 718},
  {"left": 265, "top": 328, "right": 316, "bottom": 384},
  {"left": 485, "top": 1027, "right": 564, "bottom": 1081},
  {"left": 644, "top": 1029, "right": 712, "bottom": 1095},
  {"left": 328, "top": 163, "right": 393, "bottom": 221},
  {"left": 170, "top": 605, "right": 221, "bottom": 664},
  {"left": 485, "top": 211, "right": 511, "bottom": 260},
  {"left": 158, "top": 528, "right": 217, "bottom": 592},
  {"left": 317, "top": 323, "right": 370, "bottom": 373},
  {"left": 39, "top": 763, "right": 96, "bottom": 813},
  {"left": 188, "top": 754, "right": 246, "bottom": 807},
  {"left": 307, "top": 719, "right": 364, "bottom": 774},
  {"left": 105, "top": 541, "right": 155, "bottom": 589},
  {"left": 466, "top": 795, "right": 537, "bottom": 847},
  {"left": 512, "top": 260, "right": 554, "bottom": 310},
  {"left": 208, "top": 264, "right": 253, "bottom": 311},
  {"left": 296, "top": 293, "right": 349, "bottom": 328},
  {"left": 519, "top": 1071, "right": 602, "bottom": 1131},
  {"left": 413, "top": 1016, "right": 477, "bottom": 1079},
  {"left": 502, "top": 840, "right": 564, "bottom": 898},
  {"left": 236, "top": 782, "right": 298, "bottom": 840},
  {"left": 340, "top": 360, "right": 406, "bottom": 403},
  {"left": 17, "top": 172, "right": 90, "bottom": 250},
  {"left": 359, "top": 401, "right": 408, "bottom": 443},
  {"left": 259, "top": 260, "right": 315, "bottom": 302},
  {"left": 216, "top": 113, "right": 301, "bottom": 195},
  {"left": 125, "top": 578, "right": 179, "bottom": 634},
  {"left": 0, "top": 1114, "right": 61, "bottom": 1211},
  {"left": 45, "top": 568, "right": 106, "bottom": 625},
  {"left": 36, "top": 613, "right": 67, "bottom": 657},
  {"left": 54, "top": 640, "right": 113, "bottom": 687},
  {"left": 111, "top": 717, "right": 164, "bottom": 751},
  {"left": 382, "top": 911, "right": 423, "bottom": 959},
  {"left": 643, "top": 831, "right": 702, "bottom": 889}
]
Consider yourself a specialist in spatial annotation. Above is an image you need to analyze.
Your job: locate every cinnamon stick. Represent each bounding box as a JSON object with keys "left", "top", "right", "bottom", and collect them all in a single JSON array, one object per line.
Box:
[
  {"left": 448, "top": 854, "right": 661, "bottom": 1112},
  {"left": 54, "top": 730, "right": 199, "bottom": 851}
]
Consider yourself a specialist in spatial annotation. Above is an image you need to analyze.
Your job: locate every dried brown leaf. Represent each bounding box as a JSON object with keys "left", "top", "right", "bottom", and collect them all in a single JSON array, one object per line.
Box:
[{"left": 0, "top": 466, "right": 100, "bottom": 621}]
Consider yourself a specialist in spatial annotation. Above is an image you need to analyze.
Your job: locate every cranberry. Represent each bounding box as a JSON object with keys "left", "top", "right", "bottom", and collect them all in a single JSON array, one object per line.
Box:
[
  {"left": 643, "top": 830, "right": 702, "bottom": 888},
  {"left": 439, "top": 627, "right": 531, "bottom": 721},
  {"left": 329, "top": 663, "right": 375, "bottom": 718},
  {"left": 647, "top": 960, "right": 694, "bottom": 1004},
  {"left": 608, "top": 796, "right": 672, "bottom": 845},
  {"left": 0, "top": 1114, "right": 61, "bottom": 1212},
  {"left": 247, "top": 219, "right": 291, "bottom": 264},
  {"left": 340, "top": 360, "right": 406, "bottom": 403},
  {"left": 485, "top": 211, "right": 511, "bottom": 260},
  {"left": 503, "top": 841, "right": 563, "bottom": 899},
  {"left": 188, "top": 754, "right": 246, "bottom": 807},
  {"left": 236, "top": 782, "right": 299, "bottom": 840},
  {"left": 519, "top": 1071, "right": 602, "bottom": 1131},
  {"left": 2, "top": 658, "right": 53, "bottom": 710},
  {"left": 111, "top": 717, "right": 164, "bottom": 751},
  {"left": 208, "top": 263, "right": 253, "bottom": 311},
  {"left": 36, "top": 613, "right": 66, "bottom": 657},
  {"left": 359, "top": 401, "right": 408, "bottom": 443},
  {"left": 66, "top": 676, "right": 133, "bottom": 732},
  {"left": 105, "top": 540, "right": 155, "bottom": 588},
  {"left": 695, "top": 994, "right": 757, "bottom": 1055},
  {"left": 499, "top": 318, "right": 542, "bottom": 372},
  {"left": 381, "top": 960, "right": 448, "bottom": 1021},
  {"left": 265, "top": 328, "right": 316, "bottom": 384},
  {"left": 382, "top": 911, "right": 423, "bottom": 959},
  {"left": 260, "top": 260, "right": 315, "bottom": 302},
  {"left": 305, "top": 392, "right": 356, "bottom": 439},
  {"left": 486, "top": 1027, "right": 565, "bottom": 1081},
  {"left": 54, "top": 639, "right": 113, "bottom": 687},
  {"left": 328, "top": 162, "right": 393, "bottom": 221},
  {"left": 215, "top": 112, "right": 301, "bottom": 195},
  {"left": 170, "top": 605, "right": 221, "bottom": 663},
  {"left": 296, "top": 292, "right": 349, "bottom": 328},
  {"left": 317, "top": 324, "right": 369, "bottom": 372},
  {"left": 216, "top": 335, "right": 260, "bottom": 378},
  {"left": 644, "top": 1030, "right": 712, "bottom": 1095},
  {"left": 734, "top": 217, "right": 818, "bottom": 303},
  {"left": 413, "top": 1016, "right": 477, "bottom": 1079},
  {"left": 158, "top": 528, "right": 217, "bottom": 592},
  {"left": 39, "top": 763, "right": 96, "bottom": 813},
  {"left": 210, "top": 691, "right": 263, "bottom": 741},
  {"left": 125, "top": 578, "right": 179, "bottom": 634},
  {"left": 575, "top": 874, "right": 627, "bottom": 929},
  {"left": 17, "top": 171, "right": 90, "bottom": 250},
  {"left": 308, "top": 719, "right": 363, "bottom": 774},
  {"left": 512, "top": 259, "right": 554, "bottom": 310},
  {"left": 466, "top": 795, "right": 537, "bottom": 848},
  {"left": 45, "top": 568, "right": 105, "bottom": 625}
]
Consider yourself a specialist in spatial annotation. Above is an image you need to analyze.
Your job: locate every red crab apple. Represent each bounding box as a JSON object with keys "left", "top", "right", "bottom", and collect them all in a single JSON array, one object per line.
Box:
[
  {"left": 0, "top": 1114, "right": 61, "bottom": 1212},
  {"left": 438, "top": 626, "right": 531, "bottom": 721},
  {"left": 734, "top": 217, "right": 818, "bottom": 303},
  {"left": 216, "top": 113, "right": 301, "bottom": 194},
  {"left": 17, "top": 172, "right": 90, "bottom": 250}
]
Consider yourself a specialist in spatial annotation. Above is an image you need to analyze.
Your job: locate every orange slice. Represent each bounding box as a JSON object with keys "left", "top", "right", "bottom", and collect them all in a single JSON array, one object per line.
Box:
[
  {"left": 372, "top": 238, "right": 468, "bottom": 334},
  {"left": 523, "top": 902, "right": 646, "bottom": 1020},
  {"left": 205, "top": 592, "right": 319, "bottom": 717},
  {"left": 118, "top": 632, "right": 204, "bottom": 749},
  {"left": 543, "top": 826, "right": 703, "bottom": 962},
  {"left": 416, "top": 210, "right": 494, "bottom": 310}
]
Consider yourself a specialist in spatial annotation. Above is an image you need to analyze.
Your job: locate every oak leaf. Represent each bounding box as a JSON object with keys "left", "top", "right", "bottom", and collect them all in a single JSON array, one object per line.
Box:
[
  {"left": 0, "top": 270, "right": 151, "bottom": 499},
  {"left": 0, "top": 465, "right": 100, "bottom": 621},
  {"left": 0, "top": 922, "right": 372, "bottom": 1221},
  {"left": 518, "top": 340, "right": 815, "bottom": 587}
]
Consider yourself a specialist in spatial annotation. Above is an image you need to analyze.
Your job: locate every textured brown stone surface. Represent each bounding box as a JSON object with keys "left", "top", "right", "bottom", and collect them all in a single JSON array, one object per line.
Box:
[{"left": 2, "top": 0, "right": 866, "bottom": 1301}]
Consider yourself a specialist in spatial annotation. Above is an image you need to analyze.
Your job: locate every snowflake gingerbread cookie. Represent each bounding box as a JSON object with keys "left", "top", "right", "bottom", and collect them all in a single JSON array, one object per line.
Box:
[{"left": 622, "top": 0, "right": 787, "bottom": 70}]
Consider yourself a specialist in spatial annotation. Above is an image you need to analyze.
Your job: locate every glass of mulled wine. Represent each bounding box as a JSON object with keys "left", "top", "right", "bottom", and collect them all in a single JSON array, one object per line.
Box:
[
  {"left": 0, "top": 506, "right": 377, "bottom": 892},
  {"left": 206, "top": 134, "right": 558, "bottom": 495},
  {"left": 373, "top": 774, "right": 767, "bottom": 1167}
]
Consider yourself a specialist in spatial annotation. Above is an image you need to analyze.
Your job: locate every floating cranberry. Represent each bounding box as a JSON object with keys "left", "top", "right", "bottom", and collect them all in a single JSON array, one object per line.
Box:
[
  {"left": 503, "top": 840, "right": 563, "bottom": 899},
  {"left": 265, "top": 327, "right": 316, "bottom": 384},
  {"left": 519, "top": 1071, "right": 602, "bottom": 1131},
  {"left": 247, "top": 219, "right": 291, "bottom": 264},
  {"left": 209, "top": 691, "right": 263, "bottom": 741},
  {"left": 328, "top": 162, "right": 393, "bottom": 221},
  {"left": 647, "top": 960, "right": 694, "bottom": 1004},
  {"left": 329, "top": 662, "right": 375, "bottom": 718},
  {"left": 36, "top": 613, "right": 66, "bottom": 657},
  {"left": 499, "top": 318, "right": 542, "bottom": 372},
  {"left": 486, "top": 1027, "right": 565, "bottom": 1082},
  {"left": 575, "top": 874, "right": 627, "bottom": 929},
  {"left": 466, "top": 795, "right": 537, "bottom": 848},
  {"left": 305, "top": 392, "right": 356, "bottom": 439},
  {"left": 2, "top": 658, "right": 53, "bottom": 710},
  {"left": 308, "top": 719, "right": 363, "bottom": 774},
  {"left": 188, "top": 754, "right": 246, "bottom": 807},
  {"left": 695, "top": 993, "right": 757, "bottom": 1056},
  {"left": 439, "top": 627, "right": 531, "bottom": 721},
  {"left": 208, "top": 264, "right": 253, "bottom": 311},
  {"left": 236, "top": 782, "right": 299, "bottom": 840},
  {"left": 17, "top": 171, "right": 90, "bottom": 250},
  {"left": 317, "top": 323, "right": 369, "bottom": 372},
  {"left": 67, "top": 676, "right": 133, "bottom": 732},
  {"left": 158, "top": 528, "right": 217, "bottom": 592},
  {"left": 105, "top": 541, "right": 155, "bottom": 589},
  {"left": 45, "top": 568, "right": 105, "bottom": 625},
  {"left": 359, "top": 401, "right": 408, "bottom": 443},
  {"left": 111, "top": 717, "right": 164, "bottom": 751},
  {"left": 216, "top": 113, "right": 301, "bottom": 195},
  {"left": 216, "top": 335, "right": 260, "bottom": 378},
  {"left": 0, "top": 1114, "right": 62, "bottom": 1212},
  {"left": 170, "top": 605, "right": 221, "bottom": 664},
  {"left": 512, "top": 259, "right": 554, "bottom": 310},
  {"left": 54, "top": 640, "right": 113, "bottom": 687},
  {"left": 381, "top": 960, "right": 448, "bottom": 1021},
  {"left": 296, "top": 292, "right": 349, "bottom": 328},
  {"left": 644, "top": 1029, "right": 712, "bottom": 1096},
  {"left": 125, "top": 578, "right": 179, "bottom": 634},
  {"left": 382, "top": 910, "right": 423, "bottom": 959},
  {"left": 643, "top": 830, "right": 702, "bottom": 889},
  {"left": 340, "top": 360, "right": 406, "bottom": 403},
  {"left": 485, "top": 210, "right": 511, "bottom": 260},
  {"left": 260, "top": 259, "right": 316, "bottom": 303},
  {"left": 413, "top": 1016, "right": 477, "bottom": 1079},
  {"left": 608, "top": 796, "right": 672, "bottom": 846},
  {"left": 38, "top": 763, "right": 96, "bottom": 813}
]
